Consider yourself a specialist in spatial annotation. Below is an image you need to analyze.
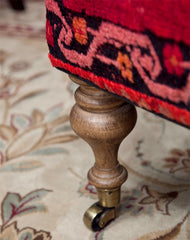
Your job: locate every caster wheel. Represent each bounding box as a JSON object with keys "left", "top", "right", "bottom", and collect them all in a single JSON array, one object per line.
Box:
[{"left": 83, "top": 202, "right": 116, "bottom": 231}]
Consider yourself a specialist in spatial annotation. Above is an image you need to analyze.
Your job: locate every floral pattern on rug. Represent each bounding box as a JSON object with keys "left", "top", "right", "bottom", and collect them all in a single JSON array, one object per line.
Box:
[
  {"left": 81, "top": 138, "right": 190, "bottom": 239},
  {"left": 0, "top": 3, "right": 79, "bottom": 238},
  {"left": 135, "top": 213, "right": 190, "bottom": 240},
  {"left": 0, "top": 48, "right": 78, "bottom": 172},
  {"left": 0, "top": 99, "right": 77, "bottom": 171},
  {"left": 163, "top": 148, "right": 190, "bottom": 174},
  {"left": 88, "top": 144, "right": 190, "bottom": 239},
  {"left": 0, "top": 189, "right": 52, "bottom": 240}
]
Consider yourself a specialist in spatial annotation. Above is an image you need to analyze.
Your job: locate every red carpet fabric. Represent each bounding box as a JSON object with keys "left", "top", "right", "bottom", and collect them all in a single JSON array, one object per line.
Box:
[{"left": 45, "top": 0, "right": 190, "bottom": 128}]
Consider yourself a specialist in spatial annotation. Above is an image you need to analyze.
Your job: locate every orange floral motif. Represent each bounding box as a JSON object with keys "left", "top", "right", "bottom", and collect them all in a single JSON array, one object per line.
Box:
[
  {"left": 72, "top": 17, "right": 88, "bottom": 45},
  {"left": 117, "top": 52, "right": 134, "bottom": 83},
  {"left": 163, "top": 44, "right": 184, "bottom": 77}
]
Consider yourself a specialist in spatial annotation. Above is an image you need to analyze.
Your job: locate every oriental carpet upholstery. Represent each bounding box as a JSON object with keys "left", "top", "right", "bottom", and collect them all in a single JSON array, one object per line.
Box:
[
  {"left": 0, "top": 1, "right": 190, "bottom": 240},
  {"left": 46, "top": 0, "right": 190, "bottom": 128}
]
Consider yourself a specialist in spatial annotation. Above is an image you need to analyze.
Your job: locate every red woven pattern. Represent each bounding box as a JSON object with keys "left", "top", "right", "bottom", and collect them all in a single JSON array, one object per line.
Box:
[
  {"left": 45, "top": 0, "right": 190, "bottom": 128},
  {"left": 63, "top": 0, "right": 190, "bottom": 45},
  {"left": 49, "top": 54, "right": 190, "bottom": 127}
]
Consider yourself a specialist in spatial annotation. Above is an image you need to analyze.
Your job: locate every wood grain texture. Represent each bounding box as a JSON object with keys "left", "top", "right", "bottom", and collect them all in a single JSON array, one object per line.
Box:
[{"left": 70, "top": 75, "right": 137, "bottom": 190}]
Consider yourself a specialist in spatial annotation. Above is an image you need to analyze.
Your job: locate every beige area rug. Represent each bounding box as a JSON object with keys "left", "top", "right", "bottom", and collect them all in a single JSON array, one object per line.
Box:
[{"left": 0, "top": 1, "right": 190, "bottom": 239}]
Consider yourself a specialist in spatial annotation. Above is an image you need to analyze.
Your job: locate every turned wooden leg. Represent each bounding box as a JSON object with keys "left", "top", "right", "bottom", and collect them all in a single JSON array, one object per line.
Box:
[{"left": 69, "top": 75, "right": 137, "bottom": 231}]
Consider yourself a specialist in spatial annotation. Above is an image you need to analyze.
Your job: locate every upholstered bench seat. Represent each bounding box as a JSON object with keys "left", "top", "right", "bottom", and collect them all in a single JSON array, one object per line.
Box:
[
  {"left": 46, "top": 0, "right": 190, "bottom": 128},
  {"left": 45, "top": 0, "right": 190, "bottom": 231}
]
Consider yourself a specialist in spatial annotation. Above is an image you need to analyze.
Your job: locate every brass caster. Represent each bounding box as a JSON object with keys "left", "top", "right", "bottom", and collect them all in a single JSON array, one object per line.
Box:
[{"left": 83, "top": 202, "right": 116, "bottom": 231}]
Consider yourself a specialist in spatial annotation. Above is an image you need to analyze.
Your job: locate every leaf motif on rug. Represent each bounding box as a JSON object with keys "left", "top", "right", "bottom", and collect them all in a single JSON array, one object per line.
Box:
[
  {"left": 139, "top": 185, "right": 178, "bottom": 215},
  {"left": 0, "top": 189, "right": 52, "bottom": 239},
  {"left": 163, "top": 148, "right": 190, "bottom": 174},
  {"left": 0, "top": 222, "right": 52, "bottom": 240},
  {"left": 136, "top": 212, "right": 190, "bottom": 240},
  {"left": 0, "top": 103, "right": 78, "bottom": 169},
  {"left": 78, "top": 181, "right": 97, "bottom": 200}
]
